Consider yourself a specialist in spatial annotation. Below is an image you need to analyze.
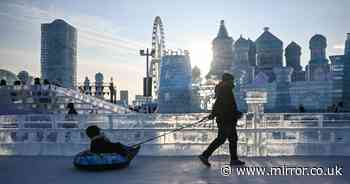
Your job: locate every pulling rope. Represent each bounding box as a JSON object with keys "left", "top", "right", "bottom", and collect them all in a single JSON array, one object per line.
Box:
[{"left": 131, "top": 115, "right": 210, "bottom": 147}]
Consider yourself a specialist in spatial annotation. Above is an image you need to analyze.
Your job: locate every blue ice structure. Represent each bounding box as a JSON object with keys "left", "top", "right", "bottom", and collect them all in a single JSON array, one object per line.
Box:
[
  {"left": 207, "top": 20, "right": 350, "bottom": 112},
  {"left": 158, "top": 50, "right": 192, "bottom": 113}
]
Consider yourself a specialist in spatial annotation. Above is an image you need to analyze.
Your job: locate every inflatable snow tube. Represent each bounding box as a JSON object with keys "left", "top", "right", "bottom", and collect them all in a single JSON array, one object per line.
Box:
[{"left": 73, "top": 150, "right": 131, "bottom": 170}]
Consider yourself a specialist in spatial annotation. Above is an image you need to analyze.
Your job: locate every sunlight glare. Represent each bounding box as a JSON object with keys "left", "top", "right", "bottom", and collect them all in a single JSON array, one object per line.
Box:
[{"left": 188, "top": 42, "right": 212, "bottom": 78}]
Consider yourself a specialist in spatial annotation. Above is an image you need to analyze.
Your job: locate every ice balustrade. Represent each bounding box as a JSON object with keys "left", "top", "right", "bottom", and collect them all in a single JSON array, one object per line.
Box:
[
  {"left": 0, "top": 85, "right": 130, "bottom": 113},
  {"left": 53, "top": 86, "right": 130, "bottom": 113},
  {"left": 0, "top": 113, "right": 350, "bottom": 156}
]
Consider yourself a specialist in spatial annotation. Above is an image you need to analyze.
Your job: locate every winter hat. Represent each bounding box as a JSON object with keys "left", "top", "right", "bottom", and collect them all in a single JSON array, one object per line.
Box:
[
  {"left": 222, "top": 73, "right": 234, "bottom": 81},
  {"left": 86, "top": 125, "right": 101, "bottom": 139}
]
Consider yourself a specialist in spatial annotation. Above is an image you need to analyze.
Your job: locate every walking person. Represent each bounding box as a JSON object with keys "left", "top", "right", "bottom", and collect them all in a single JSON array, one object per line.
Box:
[{"left": 199, "top": 73, "right": 245, "bottom": 166}]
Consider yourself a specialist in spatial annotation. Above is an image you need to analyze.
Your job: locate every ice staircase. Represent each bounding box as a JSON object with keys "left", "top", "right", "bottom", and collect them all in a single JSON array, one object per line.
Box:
[
  {"left": 0, "top": 85, "right": 131, "bottom": 114},
  {"left": 52, "top": 86, "right": 130, "bottom": 113}
]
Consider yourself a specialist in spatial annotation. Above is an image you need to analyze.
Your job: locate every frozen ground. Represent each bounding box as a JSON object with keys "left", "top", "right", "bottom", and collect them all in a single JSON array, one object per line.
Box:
[{"left": 1, "top": 156, "right": 349, "bottom": 184}]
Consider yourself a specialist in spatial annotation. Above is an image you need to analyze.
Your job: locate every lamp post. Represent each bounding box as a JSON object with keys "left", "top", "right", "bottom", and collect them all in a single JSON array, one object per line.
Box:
[{"left": 140, "top": 48, "right": 155, "bottom": 97}]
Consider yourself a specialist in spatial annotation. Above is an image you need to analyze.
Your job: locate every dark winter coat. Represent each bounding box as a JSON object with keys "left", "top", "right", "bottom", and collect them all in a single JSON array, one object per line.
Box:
[
  {"left": 211, "top": 81, "right": 242, "bottom": 125},
  {"left": 90, "top": 135, "right": 128, "bottom": 157}
]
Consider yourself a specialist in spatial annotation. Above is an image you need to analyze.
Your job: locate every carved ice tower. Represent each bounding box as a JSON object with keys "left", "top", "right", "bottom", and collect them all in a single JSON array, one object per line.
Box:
[
  {"left": 158, "top": 50, "right": 192, "bottom": 113},
  {"left": 306, "top": 34, "right": 330, "bottom": 81},
  {"left": 207, "top": 20, "right": 234, "bottom": 79},
  {"left": 255, "top": 27, "right": 283, "bottom": 82}
]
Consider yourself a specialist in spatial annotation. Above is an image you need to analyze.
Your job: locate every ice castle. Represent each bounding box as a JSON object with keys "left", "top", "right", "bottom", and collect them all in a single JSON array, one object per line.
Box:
[{"left": 207, "top": 20, "right": 350, "bottom": 112}]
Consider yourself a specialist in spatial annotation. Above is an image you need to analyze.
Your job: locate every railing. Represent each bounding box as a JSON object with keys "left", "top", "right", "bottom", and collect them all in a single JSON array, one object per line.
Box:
[
  {"left": 53, "top": 86, "right": 130, "bottom": 113},
  {"left": 0, "top": 113, "right": 349, "bottom": 156},
  {"left": 0, "top": 85, "right": 130, "bottom": 113}
]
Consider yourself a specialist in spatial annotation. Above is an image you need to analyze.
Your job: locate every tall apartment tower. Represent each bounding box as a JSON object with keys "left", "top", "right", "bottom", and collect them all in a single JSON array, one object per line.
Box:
[
  {"left": 345, "top": 33, "right": 350, "bottom": 56},
  {"left": 41, "top": 19, "right": 77, "bottom": 88},
  {"left": 330, "top": 33, "right": 350, "bottom": 111},
  {"left": 343, "top": 34, "right": 350, "bottom": 111}
]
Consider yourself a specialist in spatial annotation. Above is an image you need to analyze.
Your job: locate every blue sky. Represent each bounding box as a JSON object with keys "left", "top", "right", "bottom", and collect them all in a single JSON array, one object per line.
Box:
[{"left": 0, "top": 0, "right": 348, "bottom": 100}]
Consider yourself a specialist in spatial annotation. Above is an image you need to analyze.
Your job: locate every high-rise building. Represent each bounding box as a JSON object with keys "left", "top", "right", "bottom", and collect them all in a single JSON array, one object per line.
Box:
[
  {"left": 255, "top": 27, "right": 283, "bottom": 82},
  {"left": 345, "top": 33, "right": 350, "bottom": 56},
  {"left": 342, "top": 53, "right": 350, "bottom": 112},
  {"left": 329, "top": 33, "right": 350, "bottom": 111},
  {"left": 41, "top": 19, "right": 77, "bottom": 88},
  {"left": 207, "top": 20, "right": 234, "bottom": 79}
]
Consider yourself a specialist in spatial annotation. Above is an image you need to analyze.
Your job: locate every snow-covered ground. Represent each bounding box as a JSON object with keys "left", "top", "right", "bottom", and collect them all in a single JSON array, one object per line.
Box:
[{"left": 1, "top": 156, "right": 349, "bottom": 184}]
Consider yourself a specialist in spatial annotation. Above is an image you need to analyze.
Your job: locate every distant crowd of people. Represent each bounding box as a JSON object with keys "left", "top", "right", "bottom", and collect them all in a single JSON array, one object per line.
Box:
[{"left": 0, "top": 77, "right": 63, "bottom": 88}]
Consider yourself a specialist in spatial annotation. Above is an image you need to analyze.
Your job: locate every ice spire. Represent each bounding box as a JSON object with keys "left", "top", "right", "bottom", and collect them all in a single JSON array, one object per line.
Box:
[{"left": 216, "top": 20, "right": 229, "bottom": 38}]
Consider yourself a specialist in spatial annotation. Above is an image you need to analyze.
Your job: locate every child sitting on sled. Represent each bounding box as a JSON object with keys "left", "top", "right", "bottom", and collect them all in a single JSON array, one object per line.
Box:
[{"left": 85, "top": 125, "right": 140, "bottom": 160}]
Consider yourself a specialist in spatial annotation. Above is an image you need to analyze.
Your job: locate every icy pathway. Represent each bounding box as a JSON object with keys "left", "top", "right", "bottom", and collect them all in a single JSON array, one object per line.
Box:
[{"left": 1, "top": 156, "right": 349, "bottom": 184}]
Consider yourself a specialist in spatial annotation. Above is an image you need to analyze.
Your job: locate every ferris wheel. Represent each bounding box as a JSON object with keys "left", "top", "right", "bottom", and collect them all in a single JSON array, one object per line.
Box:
[{"left": 150, "top": 16, "right": 165, "bottom": 99}]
